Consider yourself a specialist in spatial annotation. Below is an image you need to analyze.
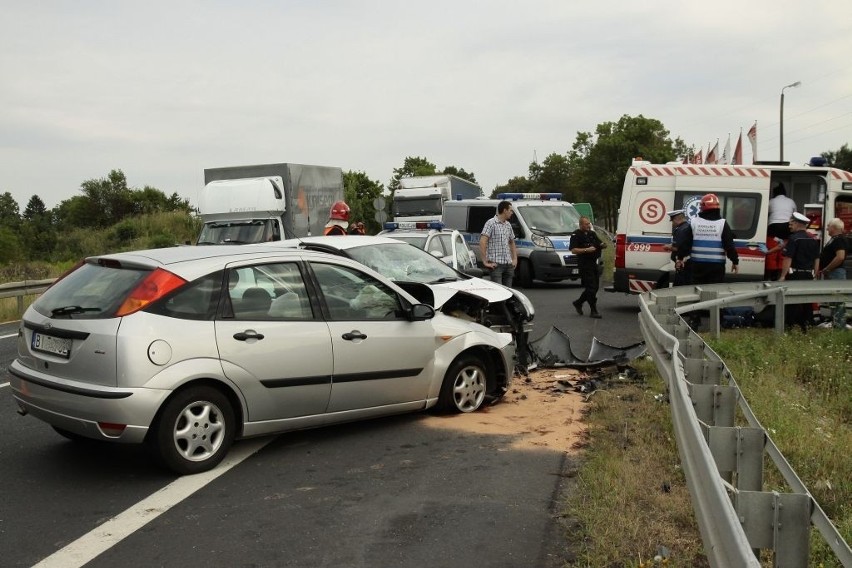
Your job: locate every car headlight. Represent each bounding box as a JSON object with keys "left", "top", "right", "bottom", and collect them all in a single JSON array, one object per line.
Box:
[
  {"left": 530, "top": 234, "right": 554, "bottom": 248},
  {"left": 510, "top": 289, "right": 535, "bottom": 320}
]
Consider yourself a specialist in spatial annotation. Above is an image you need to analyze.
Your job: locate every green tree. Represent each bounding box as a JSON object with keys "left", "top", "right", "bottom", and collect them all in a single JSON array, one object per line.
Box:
[
  {"left": 492, "top": 176, "right": 535, "bottom": 197},
  {"left": 441, "top": 166, "right": 478, "bottom": 184},
  {"left": 566, "top": 114, "right": 682, "bottom": 229},
  {"left": 79, "top": 169, "right": 134, "bottom": 227},
  {"left": 0, "top": 226, "right": 23, "bottom": 263},
  {"left": 52, "top": 195, "right": 100, "bottom": 231},
  {"left": 21, "top": 195, "right": 56, "bottom": 259},
  {"left": 0, "top": 191, "right": 21, "bottom": 231},
  {"left": 343, "top": 171, "right": 384, "bottom": 234},
  {"left": 822, "top": 143, "right": 852, "bottom": 171},
  {"left": 388, "top": 156, "right": 438, "bottom": 194}
]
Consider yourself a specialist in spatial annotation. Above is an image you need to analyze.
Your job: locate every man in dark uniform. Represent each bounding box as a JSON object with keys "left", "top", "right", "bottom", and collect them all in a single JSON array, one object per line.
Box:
[
  {"left": 664, "top": 209, "right": 692, "bottom": 286},
  {"left": 779, "top": 211, "right": 820, "bottom": 330},
  {"left": 569, "top": 216, "right": 607, "bottom": 318}
]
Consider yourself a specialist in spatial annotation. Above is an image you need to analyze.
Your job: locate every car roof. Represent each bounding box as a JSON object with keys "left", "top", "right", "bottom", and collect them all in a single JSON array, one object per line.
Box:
[
  {"left": 259, "top": 235, "right": 410, "bottom": 252},
  {"left": 378, "top": 228, "right": 461, "bottom": 238},
  {"left": 87, "top": 245, "right": 359, "bottom": 281}
]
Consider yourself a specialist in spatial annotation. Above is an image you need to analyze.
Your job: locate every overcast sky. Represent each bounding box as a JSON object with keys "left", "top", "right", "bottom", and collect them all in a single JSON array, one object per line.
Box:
[{"left": 2, "top": 1, "right": 851, "bottom": 210}]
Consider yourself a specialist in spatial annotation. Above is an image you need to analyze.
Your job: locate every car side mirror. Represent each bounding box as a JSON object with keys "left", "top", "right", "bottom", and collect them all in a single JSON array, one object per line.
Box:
[
  {"left": 408, "top": 303, "right": 435, "bottom": 321},
  {"left": 462, "top": 267, "right": 485, "bottom": 277}
]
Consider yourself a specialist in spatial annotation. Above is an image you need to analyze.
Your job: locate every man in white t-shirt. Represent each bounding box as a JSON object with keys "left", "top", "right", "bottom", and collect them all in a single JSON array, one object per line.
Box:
[{"left": 768, "top": 183, "right": 796, "bottom": 239}]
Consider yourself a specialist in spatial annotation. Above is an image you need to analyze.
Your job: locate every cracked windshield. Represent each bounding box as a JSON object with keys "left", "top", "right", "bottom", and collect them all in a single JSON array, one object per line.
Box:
[{"left": 346, "top": 243, "right": 458, "bottom": 283}]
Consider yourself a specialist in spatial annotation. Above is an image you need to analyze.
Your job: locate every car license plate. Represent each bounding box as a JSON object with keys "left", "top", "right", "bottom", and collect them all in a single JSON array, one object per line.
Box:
[
  {"left": 571, "top": 269, "right": 579, "bottom": 275},
  {"left": 31, "top": 332, "right": 72, "bottom": 358}
]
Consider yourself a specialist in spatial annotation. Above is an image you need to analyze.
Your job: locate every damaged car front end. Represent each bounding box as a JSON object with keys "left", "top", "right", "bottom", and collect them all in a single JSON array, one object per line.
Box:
[{"left": 264, "top": 236, "right": 535, "bottom": 367}]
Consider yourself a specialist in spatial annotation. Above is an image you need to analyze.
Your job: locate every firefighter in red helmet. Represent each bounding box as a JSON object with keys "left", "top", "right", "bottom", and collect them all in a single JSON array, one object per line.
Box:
[
  {"left": 324, "top": 201, "right": 350, "bottom": 235},
  {"left": 682, "top": 193, "right": 739, "bottom": 285}
]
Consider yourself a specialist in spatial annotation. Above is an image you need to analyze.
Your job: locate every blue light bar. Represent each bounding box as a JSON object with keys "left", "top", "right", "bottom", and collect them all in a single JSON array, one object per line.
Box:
[
  {"left": 384, "top": 221, "right": 444, "bottom": 231},
  {"left": 497, "top": 193, "right": 563, "bottom": 201}
]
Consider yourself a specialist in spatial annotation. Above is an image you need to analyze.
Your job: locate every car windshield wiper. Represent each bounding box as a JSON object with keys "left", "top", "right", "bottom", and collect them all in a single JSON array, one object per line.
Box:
[
  {"left": 430, "top": 277, "right": 460, "bottom": 283},
  {"left": 51, "top": 306, "right": 102, "bottom": 316}
]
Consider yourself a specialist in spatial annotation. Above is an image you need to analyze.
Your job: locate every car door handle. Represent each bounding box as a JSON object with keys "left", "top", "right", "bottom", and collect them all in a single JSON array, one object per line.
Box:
[
  {"left": 342, "top": 331, "right": 367, "bottom": 341},
  {"left": 233, "top": 331, "right": 265, "bottom": 341}
]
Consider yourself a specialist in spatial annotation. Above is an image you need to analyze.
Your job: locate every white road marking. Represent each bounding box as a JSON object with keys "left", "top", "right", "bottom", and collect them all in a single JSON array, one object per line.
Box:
[
  {"left": 1, "top": 332, "right": 18, "bottom": 339},
  {"left": 33, "top": 437, "right": 273, "bottom": 568},
  {"left": 0, "top": 382, "right": 9, "bottom": 389}
]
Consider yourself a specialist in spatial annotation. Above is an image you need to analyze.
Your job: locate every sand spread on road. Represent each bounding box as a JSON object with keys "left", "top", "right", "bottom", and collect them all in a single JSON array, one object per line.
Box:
[{"left": 422, "top": 368, "right": 589, "bottom": 453}]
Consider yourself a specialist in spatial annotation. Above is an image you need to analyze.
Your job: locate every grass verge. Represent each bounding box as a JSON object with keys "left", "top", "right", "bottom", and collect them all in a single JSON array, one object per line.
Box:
[
  {"left": 559, "top": 328, "right": 850, "bottom": 567},
  {"left": 560, "top": 359, "right": 708, "bottom": 567}
]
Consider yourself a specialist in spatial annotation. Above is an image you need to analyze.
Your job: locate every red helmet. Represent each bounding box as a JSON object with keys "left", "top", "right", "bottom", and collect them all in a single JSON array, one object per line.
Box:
[
  {"left": 700, "top": 193, "right": 720, "bottom": 211},
  {"left": 329, "top": 201, "right": 350, "bottom": 221}
]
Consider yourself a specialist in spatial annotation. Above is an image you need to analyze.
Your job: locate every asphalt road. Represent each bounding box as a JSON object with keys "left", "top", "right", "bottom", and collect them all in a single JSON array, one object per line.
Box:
[{"left": 0, "top": 282, "right": 642, "bottom": 568}]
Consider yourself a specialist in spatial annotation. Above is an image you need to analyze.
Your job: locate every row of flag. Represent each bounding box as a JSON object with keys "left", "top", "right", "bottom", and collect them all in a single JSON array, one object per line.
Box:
[{"left": 684, "top": 122, "right": 758, "bottom": 165}]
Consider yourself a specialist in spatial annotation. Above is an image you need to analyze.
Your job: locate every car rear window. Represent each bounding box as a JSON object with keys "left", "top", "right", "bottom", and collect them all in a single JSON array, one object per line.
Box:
[{"left": 33, "top": 262, "right": 149, "bottom": 319}]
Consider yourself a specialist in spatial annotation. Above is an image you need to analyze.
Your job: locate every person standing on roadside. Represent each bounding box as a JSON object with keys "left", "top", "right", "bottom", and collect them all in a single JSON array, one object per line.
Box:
[
  {"left": 569, "top": 216, "right": 607, "bottom": 318},
  {"left": 779, "top": 212, "right": 820, "bottom": 331},
  {"left": 817, "top": 217, "right": 848, "bottom": 329},
  {"left": 683, "top": 193, "right": 739, "bottom": 285},
  {"left": 480, "top": 200, "right": 518, "bottom": 286},
  {"left": 664, "top": 209, "right": 692, "bottom": 286}
]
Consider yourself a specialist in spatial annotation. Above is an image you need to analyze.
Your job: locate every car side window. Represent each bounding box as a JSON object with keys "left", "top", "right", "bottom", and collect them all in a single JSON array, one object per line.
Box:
[
  {"left": 310, "top": 262, "right": 403, "bottom": 320},
  {"left": 228, "top": 263, "right": 313, "bottom": 321},
  {"left": 148, "top": 271, "right": 222, "bottom": 320},
  {"left": 453, "top": 235, "right": 471, "bottom": 269},
  {"left": 427, "top": 236, "right": 445, "bottom": 256}
]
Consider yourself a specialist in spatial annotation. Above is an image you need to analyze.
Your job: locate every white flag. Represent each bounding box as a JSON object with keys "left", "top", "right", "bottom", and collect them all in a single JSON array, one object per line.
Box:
[{"left": 721, "top": 134, "right": 731, "bottom": 165}]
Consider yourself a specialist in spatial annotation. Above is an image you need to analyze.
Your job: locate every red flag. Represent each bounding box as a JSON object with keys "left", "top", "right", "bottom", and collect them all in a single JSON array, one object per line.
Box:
[
  {"left": 732, "top": 131, "right": 743, "bottom": 165},
  {"left": 693, "top": 149, "right": 703, "bottom": 164},
  {"left": 747, "top": 122, "right": 757, "bottom": 163},
  {"left": 706, "top": 140, "right": 718, "bottom": 165}
]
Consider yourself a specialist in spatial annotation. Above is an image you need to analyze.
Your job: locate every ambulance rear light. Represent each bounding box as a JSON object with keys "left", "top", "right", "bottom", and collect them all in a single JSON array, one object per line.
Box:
[
  {"left": 497, "top": 193, "right": 562, "bottom": 201},
  {"left": 615, "top": 234, "right": 626, "bottom": 269},
  {"left": 383, "top": 221, "right": 444, "bottom": 231}
]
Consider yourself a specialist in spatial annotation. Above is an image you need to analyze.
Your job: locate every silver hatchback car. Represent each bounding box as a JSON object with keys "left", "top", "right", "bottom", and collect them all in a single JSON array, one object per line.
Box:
[{"left": 9, "top": 246, "right": 514, "bottom": 474}]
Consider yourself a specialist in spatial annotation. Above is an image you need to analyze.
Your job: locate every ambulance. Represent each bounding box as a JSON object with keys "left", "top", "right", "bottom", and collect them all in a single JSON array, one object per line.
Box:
[{"left": 610, "top": 157, "right": 852, "bottom": 294}]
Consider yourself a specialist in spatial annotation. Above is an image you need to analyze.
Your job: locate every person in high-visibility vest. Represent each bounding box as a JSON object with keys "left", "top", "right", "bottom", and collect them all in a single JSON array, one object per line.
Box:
[
  {"left": 682, "top": 193, "right": 739, "bottom": 285},
  {"left": 323, "top": 201, "right": 350, "bottom": 236}
]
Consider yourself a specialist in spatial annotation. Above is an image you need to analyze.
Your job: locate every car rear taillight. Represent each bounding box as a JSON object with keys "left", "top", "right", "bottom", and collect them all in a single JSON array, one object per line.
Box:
[
  {"left": 115, "top": 268, "right": 187, "bottom": 316},
  {"left": 615, "top": 234, "right": 626, "bottom": 269}
]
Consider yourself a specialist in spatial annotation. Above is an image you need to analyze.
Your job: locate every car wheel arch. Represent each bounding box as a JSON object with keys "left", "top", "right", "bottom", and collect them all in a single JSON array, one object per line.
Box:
[{"left": 145, "top": 378, "right": 245, "bottom": 443}]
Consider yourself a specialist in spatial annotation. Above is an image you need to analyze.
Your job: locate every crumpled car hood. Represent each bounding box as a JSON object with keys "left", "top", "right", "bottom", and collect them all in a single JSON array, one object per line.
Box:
[{"left": 428, "top": 278, "right": 512, "bottom": 308}]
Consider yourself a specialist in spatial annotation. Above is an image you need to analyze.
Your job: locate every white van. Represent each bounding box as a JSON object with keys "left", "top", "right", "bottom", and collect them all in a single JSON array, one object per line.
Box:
[
  {"left": 442, "top": 194, "right": 585, "bottom": 287},
  {"left": 609, "top": 158, "right": 852, "bottom": 294}
]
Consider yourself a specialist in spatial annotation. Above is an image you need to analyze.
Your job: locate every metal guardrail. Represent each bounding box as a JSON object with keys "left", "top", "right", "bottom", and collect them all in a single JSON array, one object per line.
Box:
[
  {"left": 0, "top": 279, "right": 55, "bottom": 317},
  {"left": 639, "top": 280, "right": 852, "bottom": 568}
]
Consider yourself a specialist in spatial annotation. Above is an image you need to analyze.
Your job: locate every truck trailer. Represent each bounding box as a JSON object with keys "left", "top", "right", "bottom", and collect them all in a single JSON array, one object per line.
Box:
[
  {"left": 392, "top": 175, "right": 482, "bottom": 223},
  {"left": 197, "top": 163, "right": 344, "bottom": 245}
]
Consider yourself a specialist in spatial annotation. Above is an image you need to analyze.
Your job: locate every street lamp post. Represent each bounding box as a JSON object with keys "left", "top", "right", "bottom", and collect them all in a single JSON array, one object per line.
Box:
[{"left": 779, "top": 81, "right": 801, "bottom": 162}]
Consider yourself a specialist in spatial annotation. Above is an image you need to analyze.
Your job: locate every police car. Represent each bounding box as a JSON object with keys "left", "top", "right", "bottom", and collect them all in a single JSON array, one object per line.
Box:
[{"left": 378, "top": 221, "right": 480, "bottom": 275}]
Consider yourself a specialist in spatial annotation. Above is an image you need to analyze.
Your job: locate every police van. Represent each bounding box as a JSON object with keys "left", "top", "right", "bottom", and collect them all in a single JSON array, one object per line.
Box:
[
  {"left": 610, "top": 157, "right": 852, "bottom": 294},
  {"left": 442, "top": 194, "right": 586, "bottom": 287}
]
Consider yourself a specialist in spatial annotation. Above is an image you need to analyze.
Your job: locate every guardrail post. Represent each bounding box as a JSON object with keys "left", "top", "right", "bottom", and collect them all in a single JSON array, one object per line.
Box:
[
  {"left": 773, "top": 288, "right": 786, "bottom": 334},
  {"left": 699, "top": 290, "right": 721, "bottom": 339},
  {"left": 708, "top": 426, "right": 765, "bottom": 491},
  {"left": 735, "top": 490, "right": 811, "bottom": 567}
]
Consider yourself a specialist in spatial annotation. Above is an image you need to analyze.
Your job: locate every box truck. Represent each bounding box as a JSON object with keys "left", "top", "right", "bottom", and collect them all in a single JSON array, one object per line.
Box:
[
  {"left": 391, "top": 175, "right": 482, "bottom": 223},
  {"left": 196, "top": 163, "right": 344, "bottom": 245}
]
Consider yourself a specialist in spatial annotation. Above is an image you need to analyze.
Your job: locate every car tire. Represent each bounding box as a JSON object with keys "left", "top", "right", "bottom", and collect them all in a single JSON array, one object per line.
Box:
[
  {"left": 436, "top": 354, "right": 487, "bottom": 413},
  {"left": 150, "top": 386, "right": 235, "bottom": 475},
  {"left": 517, "top": 260, "right": 533, "bottom": 288}
]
